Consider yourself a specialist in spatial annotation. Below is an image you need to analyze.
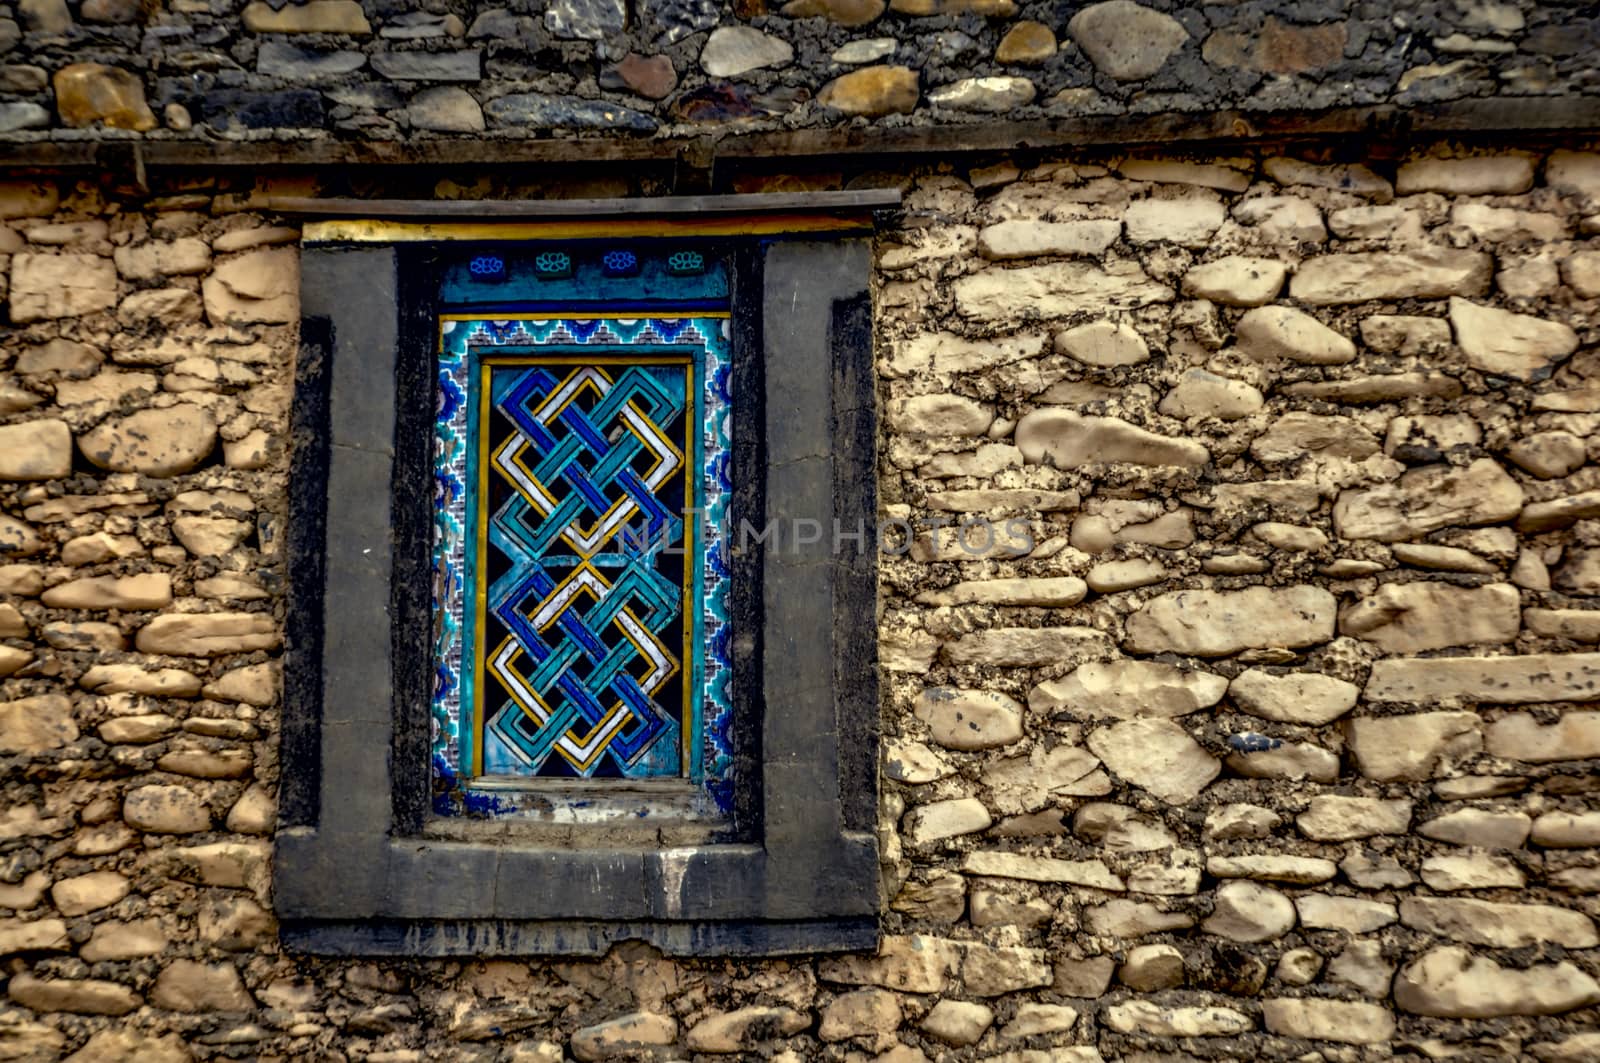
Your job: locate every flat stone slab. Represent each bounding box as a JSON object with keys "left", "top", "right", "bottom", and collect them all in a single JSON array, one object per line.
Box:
[{"left": 1366, "top": 653, "right": 1600, "bottom": 704}]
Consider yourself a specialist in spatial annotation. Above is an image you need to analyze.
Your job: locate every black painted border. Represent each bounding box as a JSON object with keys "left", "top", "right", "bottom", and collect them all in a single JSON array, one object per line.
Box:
[{"left": 277, "top": 234, "right": 880, "bottom": 956}]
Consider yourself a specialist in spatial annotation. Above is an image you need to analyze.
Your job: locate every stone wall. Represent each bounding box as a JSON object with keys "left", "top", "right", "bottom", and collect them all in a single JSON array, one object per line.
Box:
[
  {"left": 0, "top": 0, "right": 1594, "bottom": 143},
  {"left": 0, "top": 144, "right": 1599, "bottom": 1060}
]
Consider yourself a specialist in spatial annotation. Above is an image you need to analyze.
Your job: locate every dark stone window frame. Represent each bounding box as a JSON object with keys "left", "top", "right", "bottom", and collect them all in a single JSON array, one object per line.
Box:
[{"left": 275, "top": 195, "right": 893, "bottom": 957}]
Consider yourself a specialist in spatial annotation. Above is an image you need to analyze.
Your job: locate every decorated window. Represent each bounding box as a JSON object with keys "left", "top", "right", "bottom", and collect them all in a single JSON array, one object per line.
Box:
[
  {"left": 431, "top": 246, "right": 735, "bottom": 818},
  {"left": 276, "top": 196, "right": 889, "bottom": 957}
]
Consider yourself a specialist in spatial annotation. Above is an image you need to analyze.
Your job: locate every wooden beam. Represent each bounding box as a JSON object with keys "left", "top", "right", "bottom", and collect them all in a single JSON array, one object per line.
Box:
[
  {"left": 0, "top": 97, "right": 1597, "bottom": 174},
  {"left": 273, "top": 189, "right": 902, "bottom": 219}
]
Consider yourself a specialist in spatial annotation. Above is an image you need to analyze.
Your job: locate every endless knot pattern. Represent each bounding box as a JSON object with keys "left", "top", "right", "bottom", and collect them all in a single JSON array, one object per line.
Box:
[
  {"left": 485, "top": 364, "right": 687, "bottom": 776},
  {"left": 432, "top": 314, "right": 734, "bottom": 813}
]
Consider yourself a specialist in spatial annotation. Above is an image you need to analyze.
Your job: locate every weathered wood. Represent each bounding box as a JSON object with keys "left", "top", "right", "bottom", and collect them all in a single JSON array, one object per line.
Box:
[
  {"left": 272, "top": 189, "right": 902, "bottom": 219},
  {"left": 0, "top": 97, "right": 1596, "bottom": 174}
]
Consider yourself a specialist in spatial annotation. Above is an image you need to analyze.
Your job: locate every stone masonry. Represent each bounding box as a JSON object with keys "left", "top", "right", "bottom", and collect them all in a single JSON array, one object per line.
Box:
[
  {"left": 1, "top": 144, "right": 1599, "bottom": 1060},
  {"left": 0, "top": 0, "right": 1592, "bottom": 139}
]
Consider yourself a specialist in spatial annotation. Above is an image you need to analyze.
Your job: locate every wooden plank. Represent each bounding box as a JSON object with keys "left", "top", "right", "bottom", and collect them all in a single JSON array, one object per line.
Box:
[
  {"left": 0, "top": 98, "right": 1597, "bottom": 173},
  {"left": 301, "top": 213, "right": 877, "bottom": 243},
  {"left": 275, "top": 189, "right": 902, "bottom": 219}
]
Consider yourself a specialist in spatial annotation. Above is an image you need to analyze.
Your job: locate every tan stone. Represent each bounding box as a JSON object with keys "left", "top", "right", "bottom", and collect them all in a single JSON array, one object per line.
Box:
[
  {"left": 79, "top": 405, "right": 217, "bottom": 477},
  {"left": 1366, "top": 653, "right": 1600, "bottom": 705},
  {"left": 1294, "top": 895, "right": 1397, "bottom": 933},
  {"left": 977, "top": 219, "right": 1120, "bottom": 260},
  {"left": 1235, "top": 305, "right": 1356, "bottom": 364},
  {"left": 943, "top": 626, "right": 1112, "bottom": 666},
  {"left": 961, "top": 851, "right": 1123, "bottom": 892},
  {"left": 995, "top": 21, "right": 1056, "bottom": 64},
  {"left": 1361, "top": 314, "right": 1452, "bottom": 354},
  {"left": 42, "top": 573, "right": 172, "bottom": 611},
  {"left": 888, "top": 331, "right": 1047, "bottom": 378},
  {"left": 1122, "top": 196, "right": 1226, "bottom": 247},
  {"left": 63, "top": 1030, "right": 189, "bottom": 1063},
  {"left": 52, "top": 62, "right": 157, "bottom": 130},
  {"left": 1086, "top": 718, "right": 1218, "bottom": 803},
  {"left": 0, "top": 181, "right": 60, "bottom": 220},
  {"left": 0, "top": 917, "right": 69, "bottom": 954},
  {"left": 51, "top": 870, "right": 128, "bottom": 915},
  {"left": 1290, "top": 248, "right": 1492, "bottom": 304},
  {"left": 1262, "top": 999, "right": 1395, "bottom": 1045},
  {"left": 1124, "top": 586, "right": 1335, "bottom": 657},
  {"left": 1420, "top": 851, "right": 1524, "bottom": 891},
  {"left": 779, "top": 0, "right": 884, "bottom": 26},
  {"left": 10, "top": 973, "right": 140, "bottom": 1015},
  {"left": 1333, "top": 458, "right": 1523, "bottom": 542},
  {"left": 1297, "top": 795, "right": 1412, "bottom": 840},
  {"left": 1564, "top": 249, "right": 1600, "bottom": 297},
  {"left": 982, "top": 746, "right": 1109, "bottom": 813},
  {"left": 1344, "top": 712, "right": 1482, "bottom": 781},
  {"left": 1054, "top": 319, "right": 1149, "bottom": 366},
  {"left": 1016, "top": 409, "right": 1207, "bottom": 468},
  {"left": 1228, "top": 740, "right": 1338, "bottom": 783},
  {"left": 819, "top": 988, "right": 901, "bottom": 1042},
  {"left": 123, "top": 783, "right": 210, "bottom": 833},
  {"left": 954, "top": 260, "right": 1171, "bottom": 321},
  {"left": 136, "top": 612, "right": 279, "bottom": 656},
  {"left": 1396, "top": 947, "right": 1600, "bottom": 1018},
  {"left": 1085, "top": 558, "right": 1167, "bottom": 592},
  {"left": 172, "top": 516, "right": 253, "bottom": 556},
  {"left": 119, "top": 288, "right": 203, "bottom": 324},
  {"left": 202, "top": 662, "right": 280, "bottom": 707},
  {"left": 0, "top": 420, "right": 72, "bottom": 481},
  {"left": 1339, "top": 581, "right": 1520, "bottom": 653},
  {"left": 1230, "top": 670, "right": 1358, "bottom": 725},
  {"left": 1487, "top": 712, "right": 1600, "bottom": 763},
  {"left": 816, "top": 66, "right": 919, "bottom": 117},
  {"left": 570, "top": 1012, "right": 677, "bottom": 1062},
  {"left": 1030, "top": 659, "right": 1226, "bottom": 719},
  {"left": 173, "top": 841, "right": 269, "bottom": 890},
  {"left": 1121, "top": 158, "right": 1251, "bottom": 193},
  {"left": 150, "top": 959, "right": 254, "bottom": 1013},
  {"left": 1202, "top": 880, "right": 1294, "bottom": 942},
  {"left": 1181, "top": 255, "right": 1286, "bottom": 306},
  {"left": 80, "top": 664, "right": 203, "bottom": 697},
  {"left": 241, "top": 0, "right": 370, "bottom": 31},
  {"left": 1533, "top": 811, "right": 1600, "bottom": 848},
  {"left": 1250, "top": 412, "right": 1378, "bottom": 462},
  {"left": 1104, "top": 999, "right": 1251, "bottom": 1037},
  {"left": 818, "top": 934, "right": 960, "bottom": 993},
  {"left": 889, "top": 393, "right": 994, "bottom": 437},
  {"left": 1517, "top": 490, "right": 1600, "bottom": 532},
  {"left": 1396, "top": 155, "right": 1534, "bottom": 194},
  {"left": 97, "top": 713, "right": 177, "bottom": 743},
  {"left": 158, "top": 747, "right": 252, "bottom": 779},
  {"left": 906, "top": 797, "right": 991, "bottom": 844},
  {"left": 0, "top": 515, "right": 43, "bottom": 556},
  {"left": 920, "top": 999, "right": 993, "bottom": 1046},
  {"left": 1158, "top": 369, "right": 1262, "bottom": 420},
  {"left": 913, "top": 688, "right": 1022, "bottom": 750},
  {"left": 1508, "top": 429, "right": 1590, "bottom": 481},
  {"left": 1449, "top": 297, "right": 1578, "bottom": 380},
  {"left": 113, "top": 238, "right": 211, "bottom": 282},
  {"left": 202, "top": 248, "right": 299, "bottom": 325},
  {"left": 0, "top": 695, "right": 77, "bottom": 754}
]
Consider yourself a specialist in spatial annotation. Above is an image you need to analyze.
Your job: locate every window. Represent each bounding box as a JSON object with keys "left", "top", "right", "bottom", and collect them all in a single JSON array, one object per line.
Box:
[
  {"left": 432, "top": 245, "right": 738, "bottom": 824},
  {"left": 275, "top": 194, "right": 892, "bottom": 956}
]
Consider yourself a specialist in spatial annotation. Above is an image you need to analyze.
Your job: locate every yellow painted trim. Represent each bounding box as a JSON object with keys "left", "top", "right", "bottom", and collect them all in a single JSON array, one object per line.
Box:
[
  {"left": 305, "top": 215, "right": 871, "bottom": 243},
  {"left": 472, "top": 357, "right": 490, "bottom": 777},
  {"left": 444, "top": 311, "right": 730, "bottom": 322}
]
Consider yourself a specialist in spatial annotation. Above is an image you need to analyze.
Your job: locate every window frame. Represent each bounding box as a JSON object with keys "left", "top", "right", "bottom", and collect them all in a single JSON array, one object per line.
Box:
[{"left": 274, "top": 195, "right": 892, "bottom": 957}]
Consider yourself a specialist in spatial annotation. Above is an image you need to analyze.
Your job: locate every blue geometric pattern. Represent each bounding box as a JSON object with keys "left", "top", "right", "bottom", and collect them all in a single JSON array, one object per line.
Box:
[
  {"left": 432, "top": 312, "right": 734, "bottom": 814},
  {"left": 483, "top": 363, "right": 686, "bottom": 777}
]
